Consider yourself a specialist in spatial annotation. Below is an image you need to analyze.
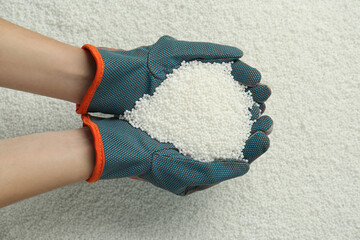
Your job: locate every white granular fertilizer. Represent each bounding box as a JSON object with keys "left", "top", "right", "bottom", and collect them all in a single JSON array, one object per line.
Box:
[{"left": 123, "top": 61, "right": 255, "bottom": 162}]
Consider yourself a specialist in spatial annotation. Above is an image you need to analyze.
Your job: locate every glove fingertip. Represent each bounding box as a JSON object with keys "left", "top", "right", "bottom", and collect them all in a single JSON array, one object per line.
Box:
[
  {"left": 250, "top": 104, "right": 261, "bottom": 120},
  {"left": 251, "top": 115, "right": 274, "bottom": 135},
  {"left": 249, "top": 84, "right": 272, "bottom": 103},
  {"left": 232, "top": 61, "right": 261, "bottom": 86},
  {"left": 258, "top": 102, "right": 266, "bottom": 114},
  {"left": 243, "top": 131, "right": 270, "bottom": 164}
]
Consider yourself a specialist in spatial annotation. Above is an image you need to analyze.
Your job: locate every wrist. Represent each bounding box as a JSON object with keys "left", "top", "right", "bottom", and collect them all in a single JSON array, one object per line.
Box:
[
  {"left": 0, "top": 128, "right": 95, "bottom": 207},
  {"left": 62, "top": 127, "right": 95, "bottom": 181},
  {"left": 67, "top": 47, "right": 96, "bottom": 104},
  {"left": 76, "top": 44, "right": 104, "bottom": 114}
]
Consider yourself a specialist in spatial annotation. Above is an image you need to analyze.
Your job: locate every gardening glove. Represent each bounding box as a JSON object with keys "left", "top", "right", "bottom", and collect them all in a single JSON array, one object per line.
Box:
[
  {"left": 76, "top": 36, "right": 271, "bottom": 115},
  {"left": 82, "top": 112, "right": 272, "bottom": 196}
]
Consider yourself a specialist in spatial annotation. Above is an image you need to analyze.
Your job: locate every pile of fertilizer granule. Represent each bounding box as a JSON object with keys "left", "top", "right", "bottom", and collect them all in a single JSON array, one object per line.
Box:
[{"left": 123, "top": 60, "right": 255, "bottom": 162}]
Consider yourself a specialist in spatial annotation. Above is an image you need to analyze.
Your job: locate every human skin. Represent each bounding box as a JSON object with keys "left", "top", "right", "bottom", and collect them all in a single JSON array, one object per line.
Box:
[
  {"left": 0, "top": 18, "right": 96, "bottom": 208},
  {"left": 0, "top": 128, "right": 95, "bottom": 208}
]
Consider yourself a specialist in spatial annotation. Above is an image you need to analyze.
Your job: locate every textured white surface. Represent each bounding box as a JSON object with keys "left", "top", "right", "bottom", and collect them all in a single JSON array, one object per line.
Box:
[
  {"left": 0, "top": 0, "right": 359, "bottom": 239},
  {"left": 124, "top": 61, "right": 254, "bottom": 162}
]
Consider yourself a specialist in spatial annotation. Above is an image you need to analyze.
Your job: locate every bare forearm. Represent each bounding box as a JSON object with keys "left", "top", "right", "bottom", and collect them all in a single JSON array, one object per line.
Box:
[
  {"left": 0, "top": 18, "right": 95, "bottom": 103},
  {"left": 0, "top": 128, "right": 95, "bottom": 208}
]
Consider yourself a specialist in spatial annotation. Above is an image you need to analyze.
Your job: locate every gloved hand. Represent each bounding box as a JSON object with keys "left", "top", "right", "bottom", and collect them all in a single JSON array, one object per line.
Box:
[
  {"left": 78, "top": 36, "right": 273, "bottom": 195},
  {"left": 76, "top": 36, "right": 271, "bottom": 116},
  {"left": 82, "top": 112, "right": 272, "bottom": 196}
]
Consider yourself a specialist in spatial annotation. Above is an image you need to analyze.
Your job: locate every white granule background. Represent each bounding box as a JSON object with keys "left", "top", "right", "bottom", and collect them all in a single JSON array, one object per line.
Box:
[
  {"left": 3, "top": 2, "right": 359, "bottom": 240},
  {"left": 123, "top": 61, "right": 255, "bottom": 162}
]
